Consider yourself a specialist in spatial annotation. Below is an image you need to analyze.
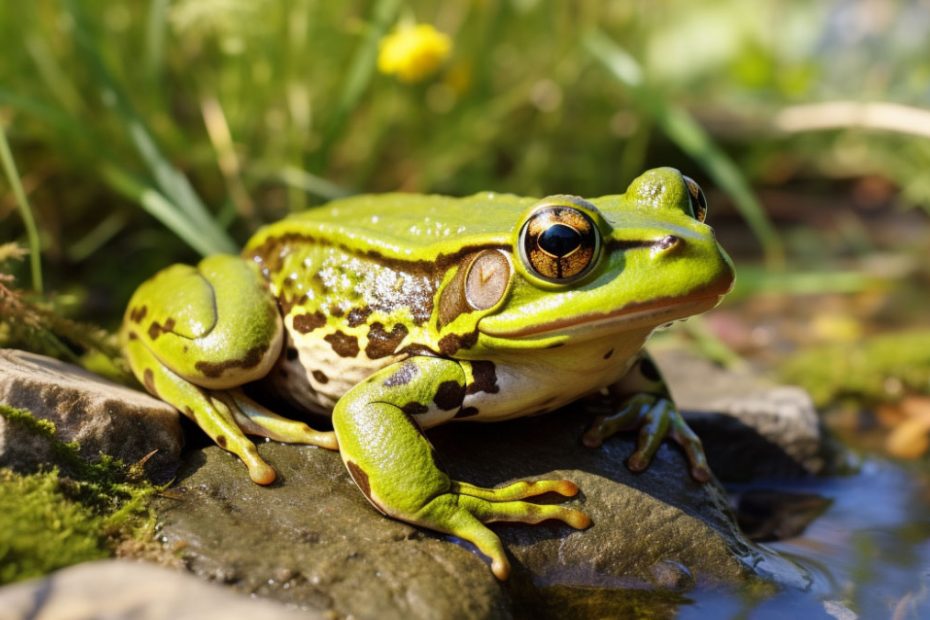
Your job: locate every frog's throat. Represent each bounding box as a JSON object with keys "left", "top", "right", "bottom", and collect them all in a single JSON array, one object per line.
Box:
[{"left": 481, "top": 277, "right": 732, "bottom": 340}]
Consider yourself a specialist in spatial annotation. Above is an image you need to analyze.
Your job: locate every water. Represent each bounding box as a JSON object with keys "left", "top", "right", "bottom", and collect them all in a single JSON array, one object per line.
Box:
[{"left": 684, "top": 459, "right": 930, "bottom": 619}]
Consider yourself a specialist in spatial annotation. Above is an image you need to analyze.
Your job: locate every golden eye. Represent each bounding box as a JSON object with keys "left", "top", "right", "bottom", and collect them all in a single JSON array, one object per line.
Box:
[
  {"left": 683, "top": 176, "right": 708, "bottom": 222},
  {"left": 519, "top": 205, "right": 600, "bottom": 282}
]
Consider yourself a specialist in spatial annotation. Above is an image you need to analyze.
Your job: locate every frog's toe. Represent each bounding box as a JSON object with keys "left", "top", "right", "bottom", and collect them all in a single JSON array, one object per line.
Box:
[
  {"left": 582, "top": 394, "right": 653, "bottom": 448},
  {"left": 437, "top": 507, "right": 511, "bottom": 579},
  {"left": 628, "top": 399, "right": 672, "bottom": 472},
  {"left": 669, "top": 412, "right": 712, "bottom": 483},
  {"left": 220, "top": 389, "right": 338, "bottom": 450},
  {"left": 245, "top": 454, "right": 277, "bottom": 485},
  {"left": 449, "top": 479, "right": 590, "bottom": 528},
  {"left": 452, "top": 478, "right": 580, "bottom": 501},
  {"left": 415, "top": 491, "right": 590, "bottom": 580},
  {"left": 454, "top": 493, "right": 591, "bottom": 529}
]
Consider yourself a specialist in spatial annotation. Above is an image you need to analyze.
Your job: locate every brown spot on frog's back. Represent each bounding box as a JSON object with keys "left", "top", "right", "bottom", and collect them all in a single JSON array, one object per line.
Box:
[
  {"left": 129, "top": 305, "right": 148, "bottom": 323},
  {"left": 147, "top": 317, "right": 176, "bottom": 340},
  {"left": 366, "top": 322, "right": 409, "bottom": 359},
  {"left": 467, "top": 360, "right": 499, "bottom": 395},
  {"left": 438, "top": 331, "right": 478, "bottom": 357},
  {"left": 278, "top": 294, "right": 307, "bottom": 318},
  {"left": 312, "top": 370, "right": 329, "bottom": 384},
  {"left": 433, "top": 381, "right": 466, "bottom": 411},
  {"left": 195, "top": 343, "right": 268, "bottom": 378},
  {"left": 325, "top": 332, "right": 360, "bottom": 358},
  {"left": 292, "top": 311, "right": 327, "bottom": 334},
  {"left": 216, "top": 435, "right": 228, "bottom": 448},
  {"left": 346, "top": 306, "right": 372, "bottom": 327},
  {"left": 603, "top": 348, "right": 614, "bottom": 360}
]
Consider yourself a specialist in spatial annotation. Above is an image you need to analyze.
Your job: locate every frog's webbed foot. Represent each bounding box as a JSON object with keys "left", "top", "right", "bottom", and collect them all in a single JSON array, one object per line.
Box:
[
  {"left": 415, "top": 478, "right": 590, "bottom": 579},
  {"left": 333, "top": 357, "right": 590, "bottom": 580},
  {"left": 582, "top": 394, "right": 711, "bottom": 483}
]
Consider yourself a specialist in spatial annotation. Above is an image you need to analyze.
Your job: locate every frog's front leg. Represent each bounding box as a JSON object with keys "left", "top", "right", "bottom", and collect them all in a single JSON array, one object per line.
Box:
[
  {"left": 333, "top": 357, "right": 591, "bottom": 579},
  {"left": 582, "top": 351, "right": 711, "bottom": 482},
  {"left": 121, "top": 255, "right": 337, "bottom": 484}
]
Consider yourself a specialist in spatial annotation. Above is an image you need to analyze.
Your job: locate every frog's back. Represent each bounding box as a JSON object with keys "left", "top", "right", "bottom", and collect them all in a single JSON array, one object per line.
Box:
[
  {"left": 245, "top": 192, "right": 534, "bottom": 261},
  {"left": 245, "top": 192, "right": 533, "bottom": 415}
]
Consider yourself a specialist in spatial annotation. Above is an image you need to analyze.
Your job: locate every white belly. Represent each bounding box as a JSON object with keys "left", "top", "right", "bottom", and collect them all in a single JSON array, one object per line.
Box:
[
  {"left": 265, "top": 323, "right": 650, "bottom": 426},
  {"left": 450, "top": 331, "right": 649, "bottom": 426}
]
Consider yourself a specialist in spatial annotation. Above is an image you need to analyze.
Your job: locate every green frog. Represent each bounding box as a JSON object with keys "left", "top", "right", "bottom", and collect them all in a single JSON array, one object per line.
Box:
[{"left": 121, "top": 167, "right": 734, "bottom": 579}]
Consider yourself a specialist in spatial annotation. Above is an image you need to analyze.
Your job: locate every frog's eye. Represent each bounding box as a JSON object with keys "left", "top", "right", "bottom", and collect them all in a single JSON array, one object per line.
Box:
[
  {"left": 519, "top": 205, "right": 600, "bottom": 283},
  {"left": 683, "top": 176, "right": 707, "bottom": 222}
]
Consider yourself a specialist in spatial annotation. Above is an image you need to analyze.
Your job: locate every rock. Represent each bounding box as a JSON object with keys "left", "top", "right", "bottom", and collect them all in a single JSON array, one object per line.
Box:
[
  {"left": 0, "top": 559, "right": 319, "bottom": 620},
  {"left": 654, "top": 347, "right": 829, "bottom": 480},
  {"left": 0, "top": 349, "right": 182, "bottom": 481},
  {"left": 156, "top": 410, "right": 811, "bottom": 619}
]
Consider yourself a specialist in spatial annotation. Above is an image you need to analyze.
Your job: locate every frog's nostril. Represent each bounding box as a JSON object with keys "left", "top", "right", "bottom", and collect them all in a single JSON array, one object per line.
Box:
[{"left": 654, "top": 235, "right": 681, "bottom": 252}]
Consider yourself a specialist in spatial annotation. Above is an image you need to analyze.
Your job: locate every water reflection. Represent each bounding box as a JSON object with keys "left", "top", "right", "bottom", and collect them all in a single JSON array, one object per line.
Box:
[{"left": 684, "top": 460, "right": 930, "bottom": 618}]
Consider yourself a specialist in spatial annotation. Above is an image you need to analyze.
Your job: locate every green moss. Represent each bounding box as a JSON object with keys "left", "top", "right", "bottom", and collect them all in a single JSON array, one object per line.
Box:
[
  {"left": 0, "top": 404, "right": 158, "bottom": 585},
  {"left": 780, "top": 330, "right": 930, "bottom": 407},
  {"left": 0, "top": 468, "right": 109, "bottom": 583},
  {"left": 0, "top": 402, "right": 57, "bottom": 438}
]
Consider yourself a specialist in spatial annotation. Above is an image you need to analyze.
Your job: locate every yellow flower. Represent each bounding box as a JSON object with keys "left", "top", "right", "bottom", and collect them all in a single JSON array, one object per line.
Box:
[{"left": 378, "top": 23, "right": 452, "bottom": 84}]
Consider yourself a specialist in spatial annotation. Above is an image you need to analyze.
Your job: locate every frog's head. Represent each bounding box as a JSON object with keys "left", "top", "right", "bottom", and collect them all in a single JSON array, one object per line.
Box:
[{"left": 438, "top": 168, "right": 735, "bottom": 352}]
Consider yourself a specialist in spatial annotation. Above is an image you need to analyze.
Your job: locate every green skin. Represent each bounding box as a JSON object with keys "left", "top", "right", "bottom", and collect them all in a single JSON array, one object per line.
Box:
[{"left": 121, "top": 167, "right": 735, "bottom": 580}]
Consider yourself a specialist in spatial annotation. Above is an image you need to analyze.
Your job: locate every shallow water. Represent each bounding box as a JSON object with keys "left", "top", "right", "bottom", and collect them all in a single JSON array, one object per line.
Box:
[{"left": 683, "top": 459, "right": 930, "bottom": 619}]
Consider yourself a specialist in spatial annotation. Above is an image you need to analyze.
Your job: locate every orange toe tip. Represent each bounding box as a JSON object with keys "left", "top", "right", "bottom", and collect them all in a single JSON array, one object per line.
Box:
[
  {"left": 558, "top": 480, "right": 580, "bottom": 497},
  {"left": 581, "top": 435, "right": 603, "bottom": 449},
  {"left": 691, "top": 467, "right": 712, "bottom": 483},
  {"left": 571, "top": 511, "right": 593, "bottom": 529},
  {"left": 249, "top": 465, "right": 277, "bottom": 485},
  {"left": 627, "top": 456, "right": 648, "bottom": 473},
  {"left": 491, "top": 558, "right": 511, "bottom": 580}
]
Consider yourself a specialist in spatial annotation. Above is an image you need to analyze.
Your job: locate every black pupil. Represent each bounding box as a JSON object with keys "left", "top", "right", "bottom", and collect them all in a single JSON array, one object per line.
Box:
[{"left": 538, "top": 223, "right": 581, "bottom": 257}]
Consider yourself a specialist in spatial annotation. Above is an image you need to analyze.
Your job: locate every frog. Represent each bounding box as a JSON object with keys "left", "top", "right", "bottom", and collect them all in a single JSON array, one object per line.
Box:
[{"left": 121, "top": 167, "right": 735, "bottom": 580}]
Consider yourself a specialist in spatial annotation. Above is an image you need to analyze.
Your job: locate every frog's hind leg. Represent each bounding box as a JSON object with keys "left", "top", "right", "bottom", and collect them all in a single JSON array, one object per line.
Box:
[
  {"left": 122, "top": 254, "right": 335, "bottom": 484},
  {"left": 124, "top": 334, "right": 277, "bottom": 484},
  {"left": 215, "top": 389, "right": 337, "bottom": 450},
  {"left": 333, "top": 357, "right": 590, "bottom": 580}
]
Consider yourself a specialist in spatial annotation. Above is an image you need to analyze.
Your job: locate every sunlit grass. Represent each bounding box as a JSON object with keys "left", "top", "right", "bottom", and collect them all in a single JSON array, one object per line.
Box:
[{"left": 0, "top": 0, "right": 927, "bottom": 322}]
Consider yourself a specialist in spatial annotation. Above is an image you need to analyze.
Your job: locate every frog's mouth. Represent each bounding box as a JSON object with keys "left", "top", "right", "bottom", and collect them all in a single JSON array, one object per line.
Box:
[{"left": 481, "top": 275, "right": 733, "bottom": 340}]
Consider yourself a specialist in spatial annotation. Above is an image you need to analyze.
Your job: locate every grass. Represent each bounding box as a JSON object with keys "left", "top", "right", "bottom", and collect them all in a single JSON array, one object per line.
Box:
[
  {"left": 0, "top": 123, "right": 41, "bottom": 292},
  {"left": 0, "top": 1, "right": 926, "bottom": 309}
]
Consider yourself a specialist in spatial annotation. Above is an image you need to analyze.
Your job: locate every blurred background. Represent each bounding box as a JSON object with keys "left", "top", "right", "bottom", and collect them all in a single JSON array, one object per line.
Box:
[
  {"left": 2, "top": 0, "right": 930, "bottom": 614},
  {"left": 3, "top": 0, "right": 929, "bottom": 418}
]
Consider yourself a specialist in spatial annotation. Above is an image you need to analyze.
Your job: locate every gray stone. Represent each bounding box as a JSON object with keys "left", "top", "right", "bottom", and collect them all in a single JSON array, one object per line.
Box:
[
  {"left": 0, "top": 349, "right": 182, "bottom": 481},
  {"left": 654, "top": 347, "right": 828, "bottom": 480},
  {"left": 156, "top": 410, "right": 811, "bottom": 619},
  {"left": 0, "top": 560, "right": 319, "bottom": 620}
]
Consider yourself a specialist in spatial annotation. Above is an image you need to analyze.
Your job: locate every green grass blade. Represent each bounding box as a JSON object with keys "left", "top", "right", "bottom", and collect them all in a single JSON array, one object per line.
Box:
[
  {"left": 100, "top": 164, "right": 220, "bottom": 258},
  {"left": 273, "top": 166, "right": 354, "bottom": 201},
  {"left": 584, "top": 30, "right": 784, "bottom": 267},
  {"left": 0, "top": 88, "right": 87, "bottom": 144},
  {"left": 0, "top": 122, "right": 43, "bottom": 293},
  {"left": 315, "top": 0, "right": 402, "bottom": 168},
  {"left": 64, "top": 0, "right": 235, "bottom": 255},
  {"left": 144, "top": 0, "right": 169, "bottom": 89}
]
